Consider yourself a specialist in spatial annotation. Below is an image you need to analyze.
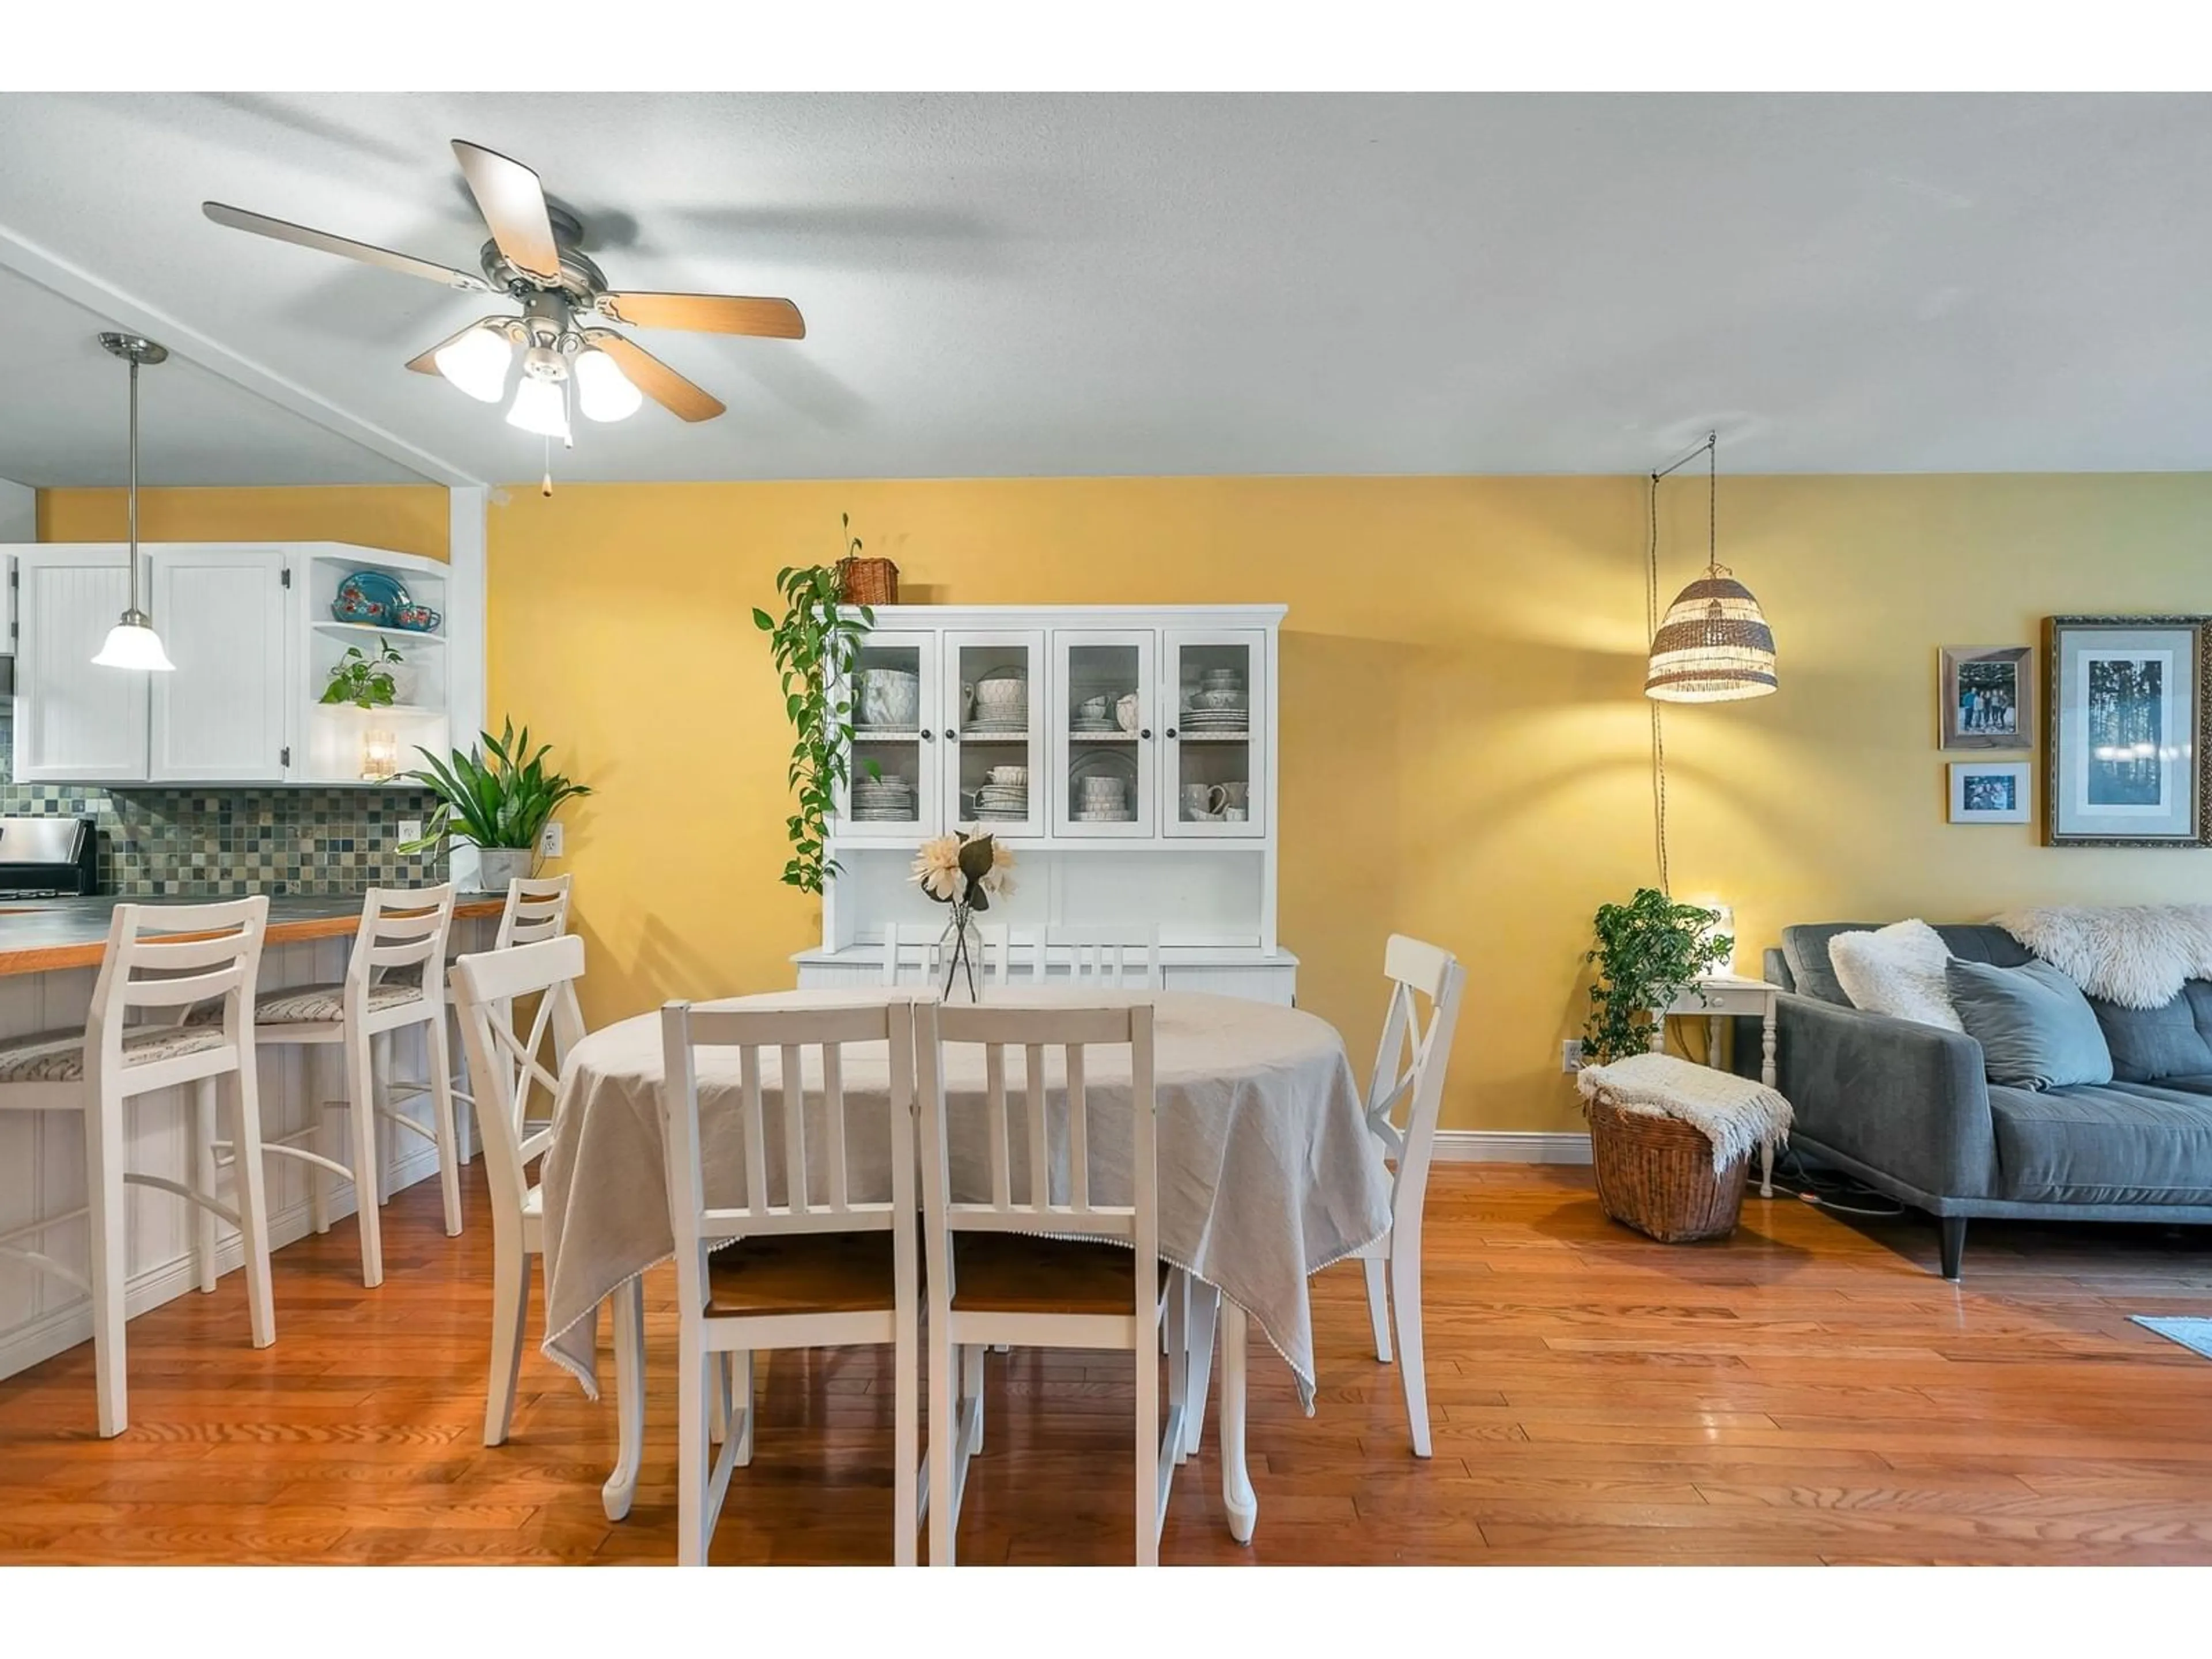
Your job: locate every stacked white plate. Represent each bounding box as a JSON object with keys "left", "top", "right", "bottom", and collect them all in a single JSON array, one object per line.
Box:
[
  {"left": 1184, "top": 706, "right": 1249, "bottom": 732},
  {"left": 850, "top": 777, "right": 916, "bottom": 822},
  {"left": 968, "top": 703, "right": 1029, "bottom": 735},
  {"left": 974, "top": 780, "right": 1029, "bottom": 820},
  {"left": 1070, "top": 718, "right": 1120, "bottom": 734}
]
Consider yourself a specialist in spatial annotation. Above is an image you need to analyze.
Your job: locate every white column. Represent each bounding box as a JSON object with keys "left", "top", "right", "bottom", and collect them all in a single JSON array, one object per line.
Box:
[
  {"left": 444, "top": 486, "right": 489, "bottom": 895},
  {"left": 0, "top": 479, "right": 34, "bottom": 541}
]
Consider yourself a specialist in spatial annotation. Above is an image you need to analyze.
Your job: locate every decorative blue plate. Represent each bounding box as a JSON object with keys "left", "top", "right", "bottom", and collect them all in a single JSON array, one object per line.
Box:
[{"left": 331, "top": 570, "right": 411, "bottom": 626}]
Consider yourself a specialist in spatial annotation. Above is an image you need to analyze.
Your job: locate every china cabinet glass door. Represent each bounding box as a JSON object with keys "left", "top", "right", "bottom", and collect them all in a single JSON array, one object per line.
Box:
[
  {"left": 942, "top": 630, "right": 1046, "bottom": 838},
  {"left": 836, "top": 630, "right": 939, "bottom": 843},
  {"left": 1162, "top": 628, "right": 1264, "bottom": 838},
  {"left": 1051, "top": 630, "right": 1156, "bottom": 839}
]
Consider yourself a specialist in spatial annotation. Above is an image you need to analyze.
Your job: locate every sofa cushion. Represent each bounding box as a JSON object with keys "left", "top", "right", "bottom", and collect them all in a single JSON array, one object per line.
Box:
[
  {"left": 1946, "top": 958, "right": 2115, "bottom": 1090},
  {"left": 2090, "top": 981, "right": 2212, "bottom": 1083},
  {"left": 1781, "top": 923, "right": 2031, "bottom": 1007},
  {"left": 1988, "top": 1081, "right": 2212, "bottom": 1204}
]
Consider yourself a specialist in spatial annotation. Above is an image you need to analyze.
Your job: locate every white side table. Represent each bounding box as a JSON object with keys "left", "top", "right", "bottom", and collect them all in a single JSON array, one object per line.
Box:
[{"left": 1651, "top": 974, "right": 1782, "bottom": 1197}]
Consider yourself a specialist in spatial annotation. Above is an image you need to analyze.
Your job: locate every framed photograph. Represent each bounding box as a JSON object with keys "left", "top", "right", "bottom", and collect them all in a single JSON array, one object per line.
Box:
[
  {"left": 1940, "top": 645, "right": 2033, "bottom": 750},
  {"left": 2046, "top": 615, "right": 2212, "bottom": 847},
  {"left": 1949, "top": 760, "right": 2029, "bottom": 824}
]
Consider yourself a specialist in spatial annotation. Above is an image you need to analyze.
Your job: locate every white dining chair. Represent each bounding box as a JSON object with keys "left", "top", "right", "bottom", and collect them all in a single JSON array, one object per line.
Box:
[
  {"left": 446, "top": 876, "right": 573, "bottom": 1138},
  {"left": 0, "top": 897, "right": 275, "bottom": 1437},
  {"left": 253, "top": 885, "right": 459, "bottom": 1288},
  {"left": 1349, "top": 933, "right": 1467, "bottom": 1458},
  {"left": 450, "top": 934, "right": 586, "bottom": 1448},
  {"left": 916, "top": 999, "right": 1183, "bottom": 1566},
  {"left": 1059, "top": 923, "right": 1161, "bottom": 989},
  {"left": 882, "top": 918, "right": 1013, "bottom": 991},
  {"left": 660, "top": 998, "right": 922, "bottom": 1566}
]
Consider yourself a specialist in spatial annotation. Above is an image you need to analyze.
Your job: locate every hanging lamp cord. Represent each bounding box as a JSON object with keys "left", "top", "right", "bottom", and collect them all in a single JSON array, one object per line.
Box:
[{"left": 1645, "top": 431, "right": 1718, "bottom": 895}]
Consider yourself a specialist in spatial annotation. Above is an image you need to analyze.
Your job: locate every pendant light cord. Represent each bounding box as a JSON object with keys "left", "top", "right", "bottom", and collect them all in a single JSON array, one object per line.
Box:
[
  {"left": 126, "top": 355, "right": 142, "bottom": 615},
  {"left": 1643, "top": 431, "right": 1713, "bottom": 897}
]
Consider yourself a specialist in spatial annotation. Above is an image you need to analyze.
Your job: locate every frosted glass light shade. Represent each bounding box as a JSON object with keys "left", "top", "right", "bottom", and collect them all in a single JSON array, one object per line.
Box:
[
  {"left": 506, "top": 374, "right": 570, "bottom": 440},
  {"left": 93, "top": 620, "right": 175, "bottom": 672},
  {"left": 433, "top": 325, "right": 514, "bottom": 403},
  {"left": 1645, "top": 573, "right": 1778, "bottom": 702},
  {"left": 574, "top": 346, "right": 642, "bottom": 422}
]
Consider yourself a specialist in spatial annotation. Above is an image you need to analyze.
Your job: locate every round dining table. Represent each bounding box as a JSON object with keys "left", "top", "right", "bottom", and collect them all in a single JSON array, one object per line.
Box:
[{"left": 532, "top": 987, "right": 1393, "bottom": 1548}]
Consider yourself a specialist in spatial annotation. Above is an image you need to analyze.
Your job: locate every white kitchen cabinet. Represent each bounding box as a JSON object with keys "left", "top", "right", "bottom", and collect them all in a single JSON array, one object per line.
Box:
[
  {"left": 4, "top": 540, "right": 450, "bottom": 787},
  {"left": 11, "top": 547, "right": 146, "bottom": 783},
  {"left": 806, "top": 604, "right": 1290, "bottom": 991},
  {"left": 149, "top": 547, "right": 289, "bottom": 783}
]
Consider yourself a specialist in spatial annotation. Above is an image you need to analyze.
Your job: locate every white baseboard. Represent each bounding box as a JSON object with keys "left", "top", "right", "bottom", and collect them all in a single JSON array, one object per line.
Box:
[
  {"left": 1432, "top": 1129, "right": 1593, "bottom": 1165},
  {"left": 0, "top": 1141, "right": 451, "bottom": 1385}
]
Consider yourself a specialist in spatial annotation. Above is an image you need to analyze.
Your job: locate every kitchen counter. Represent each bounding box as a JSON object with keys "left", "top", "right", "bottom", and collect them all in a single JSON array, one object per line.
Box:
[{"left": 0, "top": 892, "right": 506, "bottom": 976}]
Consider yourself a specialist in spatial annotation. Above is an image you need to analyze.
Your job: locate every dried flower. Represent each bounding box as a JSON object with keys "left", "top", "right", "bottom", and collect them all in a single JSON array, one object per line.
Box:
[
  {"left": 911, "top": 834, "right": 963, "bottom": 903},
  {"left": 978, "top": 836, "right": 1016, "bottom": 898}
]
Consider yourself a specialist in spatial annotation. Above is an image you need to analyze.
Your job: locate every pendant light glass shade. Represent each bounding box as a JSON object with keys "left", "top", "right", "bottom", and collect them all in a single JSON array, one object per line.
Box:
[
  {"left": 574, "top": 345, "right": 642, "bottom": 422},
  {"left": 434, "top": 324, "right": 515, "bottom": 403},
  {"left": 93, "top": 618, "right": 176, "bottom": 672},
  {"left": 506, "top": 374, "right": 570, "bottom": 440},
  {"left": 1645, "top": 569, "right": 1778, "bottom": 702}
]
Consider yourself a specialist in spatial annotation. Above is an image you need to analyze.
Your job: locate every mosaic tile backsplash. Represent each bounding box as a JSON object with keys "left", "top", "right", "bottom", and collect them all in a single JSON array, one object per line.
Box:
[{"left": 0, "top": 715, "right": 446, "bottom": 896}]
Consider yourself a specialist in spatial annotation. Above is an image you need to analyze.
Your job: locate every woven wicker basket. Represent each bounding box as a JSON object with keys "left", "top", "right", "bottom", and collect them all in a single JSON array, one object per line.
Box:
[
  {"left": 1585, "top": 1094, "right": 1749, "bottom": 1244},
  {"left": 836, "top": 556, "right": 900, "bottom": 607}
]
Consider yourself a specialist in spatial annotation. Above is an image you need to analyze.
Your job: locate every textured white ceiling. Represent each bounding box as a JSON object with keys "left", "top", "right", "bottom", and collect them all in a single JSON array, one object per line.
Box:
[{"left": 2, "top": 91, "right": 2210, "bottom": 486}]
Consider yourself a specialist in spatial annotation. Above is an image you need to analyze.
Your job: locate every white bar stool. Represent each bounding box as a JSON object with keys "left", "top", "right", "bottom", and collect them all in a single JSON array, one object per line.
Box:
[
  {"left": 0, "top": 897, "right": 275, "bottom": 1437},
  {"left": 255, "top": 885, "right": 459, "bottom": 1288}
]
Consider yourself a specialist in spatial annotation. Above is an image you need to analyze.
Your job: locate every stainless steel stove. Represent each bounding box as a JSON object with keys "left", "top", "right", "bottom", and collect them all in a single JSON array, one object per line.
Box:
[{"left": 0, "top": 816, "right": 101, "bottom": 898}]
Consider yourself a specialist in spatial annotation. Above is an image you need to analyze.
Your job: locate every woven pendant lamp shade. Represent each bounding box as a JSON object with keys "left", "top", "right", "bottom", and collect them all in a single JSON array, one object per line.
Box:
[{"left": 1644, "top": 567, "right": 1777, "bottom": 702}]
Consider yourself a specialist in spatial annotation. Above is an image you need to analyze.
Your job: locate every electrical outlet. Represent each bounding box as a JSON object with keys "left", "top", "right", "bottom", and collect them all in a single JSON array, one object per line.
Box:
[
  {"left": 539, "top": 821, "right": 564, "bottom": 859},
  {"left": 1560, "top": 1038, "right": 1583, "bottom": 1073},
  {"left": 397, "top": 818, "right": 422, "bottom": 847}
]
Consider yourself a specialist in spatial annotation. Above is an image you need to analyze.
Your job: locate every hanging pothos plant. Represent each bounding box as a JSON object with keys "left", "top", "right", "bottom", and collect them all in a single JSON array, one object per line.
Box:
[
  {"left": 1581, "top": 888, "right": 1731, "bottom": 1065},
  {"left": 753, "top": 515, "right": 876, "bottom": 894}
]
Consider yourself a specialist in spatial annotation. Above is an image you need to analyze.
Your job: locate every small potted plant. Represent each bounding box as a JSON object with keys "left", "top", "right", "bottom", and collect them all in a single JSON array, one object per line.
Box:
[
  {"left": 911, "top": 828, "right": 1016, "bottom": 1000},
  {"left": 320, "top": 637, "right": 405, "bottom": 709},
  {"left": 399, "top": 719, "right": 593, "bottom": 892}
]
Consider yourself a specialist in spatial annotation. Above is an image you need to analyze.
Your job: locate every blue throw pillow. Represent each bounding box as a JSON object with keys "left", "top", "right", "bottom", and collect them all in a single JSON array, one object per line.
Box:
[{"left": 1944, "top": 958, "right": 2115, "bottom": 1090}]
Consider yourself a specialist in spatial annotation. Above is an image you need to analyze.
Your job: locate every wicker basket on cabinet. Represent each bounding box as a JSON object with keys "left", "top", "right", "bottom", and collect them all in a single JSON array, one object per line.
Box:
[
  {"left": 837, "top": 556, "right": 900, "bottom": 606},
  {"left": 1584, "top": 1095, "right": 1749, "bottom": 1243}
]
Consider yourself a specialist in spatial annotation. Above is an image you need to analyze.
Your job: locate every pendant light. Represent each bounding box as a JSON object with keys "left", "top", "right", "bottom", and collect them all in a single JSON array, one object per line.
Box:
[
  {"left": 91, "top": 332, "right": 176, "bottom": 673},
  {"left": 1644, "top": 432, "right": 1777, "bottom": 703}
]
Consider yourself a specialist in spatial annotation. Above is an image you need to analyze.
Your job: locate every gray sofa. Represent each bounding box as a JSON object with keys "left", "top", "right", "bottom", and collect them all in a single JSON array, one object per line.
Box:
[{"left": 1755, "top": 923, "right": 2212, "bottom": 1279}]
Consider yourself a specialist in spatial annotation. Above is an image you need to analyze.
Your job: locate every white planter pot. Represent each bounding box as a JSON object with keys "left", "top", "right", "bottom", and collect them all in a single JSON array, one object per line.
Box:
[{"left": 474, "top": 846, "right": 535, "bottom": 893}]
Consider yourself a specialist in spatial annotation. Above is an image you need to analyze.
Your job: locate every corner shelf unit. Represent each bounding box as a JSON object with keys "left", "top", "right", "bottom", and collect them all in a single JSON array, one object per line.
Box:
[{"left": 798, "top": 603, "right": 1297, "bottom": 1004}]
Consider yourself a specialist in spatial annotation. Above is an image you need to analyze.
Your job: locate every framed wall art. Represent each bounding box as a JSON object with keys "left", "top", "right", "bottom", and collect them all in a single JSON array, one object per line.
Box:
[
  {"left": 2044, "top": 615, "right": 2212, "bottom": 847},
  {"left": 1949, "top": 760, "right": 2029, "bottom": 824},
  {"left": 1940, "top": 645, "right": 2033, "bottom": 750}
]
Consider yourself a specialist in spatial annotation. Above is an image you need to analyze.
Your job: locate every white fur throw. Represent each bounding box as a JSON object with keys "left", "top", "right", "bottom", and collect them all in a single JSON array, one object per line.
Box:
[
  {"left": 1991, "top": 905, "right": 2212, "bottom": 1010},
  {"left": 1828, "top": 919, "right": 1964, "bottom": 1031},
  {"left": 1577, "top": 1052, "right": 1793, "bottom": 1173}
]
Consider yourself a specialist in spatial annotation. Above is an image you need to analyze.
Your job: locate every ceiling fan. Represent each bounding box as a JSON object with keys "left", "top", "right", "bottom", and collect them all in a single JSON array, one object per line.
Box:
[{"left": 203, "top": 139, "right": 805, "bottom": 441}]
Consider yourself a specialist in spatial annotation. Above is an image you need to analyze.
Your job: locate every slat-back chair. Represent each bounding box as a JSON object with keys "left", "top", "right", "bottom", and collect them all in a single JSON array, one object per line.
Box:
[
  {"left": 450, "top": 935, "right": 587, "bottom": 1447},
  {"left": 253, "top": 885, "right": 459, "bottom": 1287},
  {"left": 660, "top": 998, "right": 921, "bottom": 1566},
  {"left": 916, "top": 999, "right": 1180, "bottom": 1565},
  {"left": 1348, "top": 933, "right": 1467, "bottom": 1457},
  {"left": 1059, "top": 923, "right": 1161, "bottom": 989},
  {"left": 448, "top": 875, "right": 574, "bottom": 1134},
  {"left": 881, "top": 918, "right": 1013, "bottom": 993},
  {"left": 0, "top": 897, "right": 274, "bottom": 1435}
]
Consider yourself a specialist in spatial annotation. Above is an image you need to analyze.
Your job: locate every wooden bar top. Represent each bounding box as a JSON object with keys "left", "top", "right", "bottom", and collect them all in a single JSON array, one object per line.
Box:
[{"left": 0, "top": 893, "right": 506, "bottom": 977}]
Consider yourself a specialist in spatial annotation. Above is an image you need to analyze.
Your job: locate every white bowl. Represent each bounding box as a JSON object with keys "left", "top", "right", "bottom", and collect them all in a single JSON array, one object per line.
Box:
[{"left": 975, "top": 676, "right": 1028, "bottom": 704}]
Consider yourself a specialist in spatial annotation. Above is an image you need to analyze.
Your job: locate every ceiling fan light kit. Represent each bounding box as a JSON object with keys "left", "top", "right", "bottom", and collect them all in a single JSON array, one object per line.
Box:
[
  {"left": 202, "top": 137, "right": 806, "bottom": 456},
  {"left": 91, "top": 332, "right": 177, "bottom": 674}
]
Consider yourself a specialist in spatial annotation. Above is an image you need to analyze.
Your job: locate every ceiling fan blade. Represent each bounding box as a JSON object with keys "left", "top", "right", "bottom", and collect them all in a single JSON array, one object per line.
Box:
[
  {"left": 404, "top": 317, "right": 514, "bottom": 375},
  {"left": 597, "top": 291, "right": 806, "bottom": 340},
  {"left": 452, "top": 139, "right": 562, "bottom": 282},
  {"left": 584, "top": 329, "right": 726, "bottom": 422},
  {"left": 203, "top": 201, "right": 491, "bottom": 291}
]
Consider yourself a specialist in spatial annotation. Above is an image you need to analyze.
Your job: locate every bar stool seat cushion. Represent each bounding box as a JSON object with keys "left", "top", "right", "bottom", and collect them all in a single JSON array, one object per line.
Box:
[
  {"left": 0, "top": 1022, "right": 228, "bottom": 1086},
  {"left": 248, "top": 979, "right": 425, "bottom": 1025}
]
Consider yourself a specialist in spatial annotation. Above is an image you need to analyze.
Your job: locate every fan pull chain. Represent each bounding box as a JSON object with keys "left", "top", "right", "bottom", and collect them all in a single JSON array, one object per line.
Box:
[{"left": 541, "top": 434, "right": 553, "bottom": 498}]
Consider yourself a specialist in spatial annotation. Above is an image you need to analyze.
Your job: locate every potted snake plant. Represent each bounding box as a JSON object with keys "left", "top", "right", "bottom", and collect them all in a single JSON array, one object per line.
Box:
[{"left": 399, "top": 719, "right": 592, "bottom": 892}]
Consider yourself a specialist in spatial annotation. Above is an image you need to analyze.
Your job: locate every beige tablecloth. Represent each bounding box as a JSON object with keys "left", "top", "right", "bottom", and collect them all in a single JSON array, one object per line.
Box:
[{"left": 536, "top": 989, "right": 1391, "bottom": 1406}]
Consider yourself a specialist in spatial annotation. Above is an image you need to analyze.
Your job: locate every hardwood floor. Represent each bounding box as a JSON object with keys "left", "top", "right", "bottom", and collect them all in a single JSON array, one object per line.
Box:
[{"left": 2, "top": 1161, "right": 2210, "bottom": 1565}]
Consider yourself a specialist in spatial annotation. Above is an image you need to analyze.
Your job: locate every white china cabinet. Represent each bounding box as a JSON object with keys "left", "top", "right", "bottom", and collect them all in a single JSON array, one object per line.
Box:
[
  {"left": 6, "top": 542, "right": 451, "bottom": 786},
  {"left": 798, "top": 604, "right": 1298, "bottom": 1003}
]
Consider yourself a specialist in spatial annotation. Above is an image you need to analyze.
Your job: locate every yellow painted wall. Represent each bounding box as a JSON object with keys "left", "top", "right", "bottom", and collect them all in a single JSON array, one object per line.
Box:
[
  {"left": 37, "top": 486, "right": 448, "bottom": 560},
  {"left": 487, "top": 474, "right": 2212, "bottom": 1134}
]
